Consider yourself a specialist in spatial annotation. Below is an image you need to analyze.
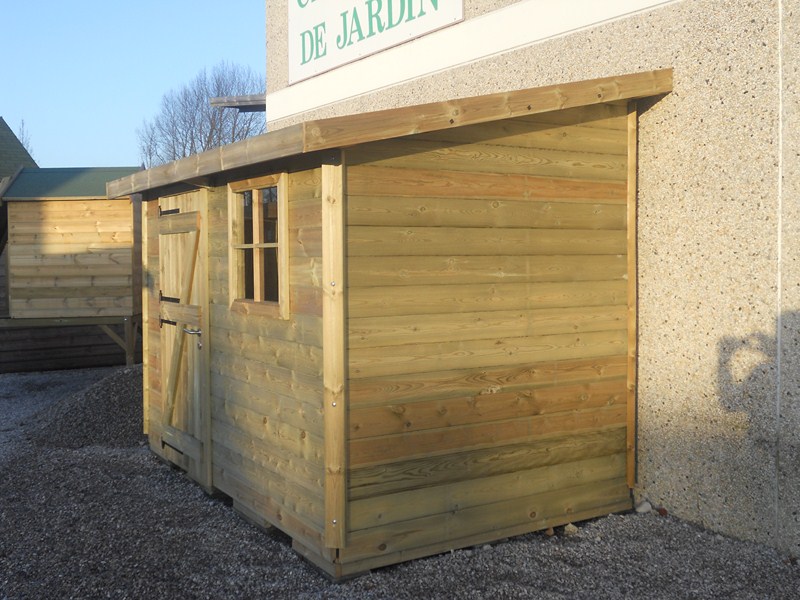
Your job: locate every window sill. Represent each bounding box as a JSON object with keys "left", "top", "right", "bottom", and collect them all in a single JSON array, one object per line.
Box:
[{"left": 230, "top": 299, "right": 287, "bottom": 320}]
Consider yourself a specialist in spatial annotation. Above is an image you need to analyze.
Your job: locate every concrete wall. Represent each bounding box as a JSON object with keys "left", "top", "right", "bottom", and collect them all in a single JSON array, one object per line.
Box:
[
  {"left": 780, "top": 0, "right": 800, "bottom": 556},
  {"left": 267, "top": 0, "right": 800, "bottom": 555}
]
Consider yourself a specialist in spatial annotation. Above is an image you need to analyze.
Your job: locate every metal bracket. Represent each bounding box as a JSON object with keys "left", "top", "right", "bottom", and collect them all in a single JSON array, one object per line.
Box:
[{"left": 159, "top": 290, "right": 180, "bottom": 303}]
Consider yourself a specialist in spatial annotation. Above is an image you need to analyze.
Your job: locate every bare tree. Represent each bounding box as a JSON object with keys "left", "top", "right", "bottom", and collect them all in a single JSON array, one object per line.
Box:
[
  {"left": 17, "top": 120, "right": 34, "bottom": 159},
  {"left": 138, "top": 62, "right": 266, "bottom": 168}
]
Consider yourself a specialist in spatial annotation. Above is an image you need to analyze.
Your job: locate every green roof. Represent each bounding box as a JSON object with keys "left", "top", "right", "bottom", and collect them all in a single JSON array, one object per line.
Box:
[
  {"left": 1, "top": 167, "right": 140, "bottom": 199},
  {"left": 0, "top": 117, "right": 37, "bottom": 178}
]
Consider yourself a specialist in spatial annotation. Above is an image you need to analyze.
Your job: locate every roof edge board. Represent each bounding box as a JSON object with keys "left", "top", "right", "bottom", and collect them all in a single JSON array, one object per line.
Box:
[
  {"left": 108, "top": 69, "right": 672, "bottom": 198},
  {"left": 303, "top": 69, "right": 673, "bottom": 151},
  {"left": 107, "top": 123, "right": 308, "bottom": 198}
]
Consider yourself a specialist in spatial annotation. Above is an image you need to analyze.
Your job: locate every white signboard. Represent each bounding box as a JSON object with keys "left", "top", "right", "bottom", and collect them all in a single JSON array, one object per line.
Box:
[{"left": 289, "top": 0, "right": 464, "bottom": 84}]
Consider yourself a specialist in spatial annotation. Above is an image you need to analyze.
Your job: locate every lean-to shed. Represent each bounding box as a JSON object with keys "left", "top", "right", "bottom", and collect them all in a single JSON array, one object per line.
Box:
[
  {"left": 0, "top": 167, "right": 142, "bottom": 370},
  {"left": 109, "top": 70, "right": 672, "bottom": 578}
]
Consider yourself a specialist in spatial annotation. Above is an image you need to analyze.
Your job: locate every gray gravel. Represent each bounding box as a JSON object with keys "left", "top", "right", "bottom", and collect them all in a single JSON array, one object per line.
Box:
[{"left": 2, "top": 367, "right": 800, "bottom": 599}]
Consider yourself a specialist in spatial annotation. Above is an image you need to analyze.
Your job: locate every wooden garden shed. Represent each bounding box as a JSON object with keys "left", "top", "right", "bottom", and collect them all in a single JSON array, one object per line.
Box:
[
  {"left": 108, "top": 70, "right": 672, "bottom": 578},
  {"left": 0, "top": 167, "right": 142, "bottom": 370}
]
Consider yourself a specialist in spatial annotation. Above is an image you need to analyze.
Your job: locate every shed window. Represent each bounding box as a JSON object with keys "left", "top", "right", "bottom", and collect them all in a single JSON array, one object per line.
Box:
[{"left": 228, "top": 174, "right": 288, "bottom": 318}]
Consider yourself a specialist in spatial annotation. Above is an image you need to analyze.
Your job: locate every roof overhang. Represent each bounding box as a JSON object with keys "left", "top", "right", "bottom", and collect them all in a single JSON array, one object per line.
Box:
[
  {"left": 0, "top": 166, "right": 23, "bottom": 206},
  {"left": 108, "top": 69, "right": 672, "bottom": 199},
  {"left": 210, "top": 94, "right": 267, "bottom": 113}
]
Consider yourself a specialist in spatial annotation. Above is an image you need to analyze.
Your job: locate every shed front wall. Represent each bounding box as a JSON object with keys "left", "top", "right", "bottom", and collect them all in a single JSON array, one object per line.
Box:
[
  {"left": 141, "top": 173, "right": 328, "bottom": 553},
  {"left": 340, "top": 103, "right": 634, "bottom": 570},
  {"left": 6, "top": 198, "right": 136, "bottom": 319},
  {"left": 207, "top": 170, "right": 327, "bottom": 550}
]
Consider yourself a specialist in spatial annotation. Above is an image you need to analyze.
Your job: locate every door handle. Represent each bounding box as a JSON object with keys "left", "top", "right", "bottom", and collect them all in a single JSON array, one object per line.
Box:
[{"left": 182, "top": 327, "right": 202, "bottom": 336}]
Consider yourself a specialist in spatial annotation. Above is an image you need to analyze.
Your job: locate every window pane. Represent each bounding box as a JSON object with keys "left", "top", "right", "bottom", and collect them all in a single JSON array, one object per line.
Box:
[
  {"left": 262, "top": 247, "right": 279, "bottom": 303},
  {"left": 262, "top": 186, "right": 278, "bottom": 243},
  {"left": 242, "top": 248, "right": 254, "bottom": 300},
  {"left": 242, "top": 191, "right": 253, "bottom": 245}
]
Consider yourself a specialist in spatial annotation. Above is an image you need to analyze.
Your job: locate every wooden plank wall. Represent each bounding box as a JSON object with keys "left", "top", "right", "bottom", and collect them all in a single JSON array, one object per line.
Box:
[
  {"left": 0, "top": 201, "right": 140, "bottom": 373},
  {"left": 0, "top": 322, "right": 135, "bottom": 373},
  {"left": 7, "top": 199, "right": 135, "bottom": 318},
  {"left": 0, "top": 244, "right": 8, "bottom": 316},
  {"left": 204, "top": 171, "right": 328, "bottom": 553},
  {"left": 341, "top": 102, "right": 633, "bottom": 570}
]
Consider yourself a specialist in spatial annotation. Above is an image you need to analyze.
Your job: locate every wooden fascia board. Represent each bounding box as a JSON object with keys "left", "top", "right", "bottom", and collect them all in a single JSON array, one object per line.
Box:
[
  {"left": 303, "top": 69, "right": 673, "bottom": 151},
  {"left": 107, "top": 69, "right": 672, "bottom": 199},
  {"left": 106, "top": 123, "right": 307, "bottom": 198}
]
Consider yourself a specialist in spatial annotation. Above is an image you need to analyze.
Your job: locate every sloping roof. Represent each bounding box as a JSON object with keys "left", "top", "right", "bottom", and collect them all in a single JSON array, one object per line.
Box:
[
  {"left": 0, "top": 117, "right": 37, "bottom": 178},
  {"left": 108, "top": 69, "right": 672, "bottom": 199},
  {"left": 2, "top": 167, "right": 140, "bottom": 200}
]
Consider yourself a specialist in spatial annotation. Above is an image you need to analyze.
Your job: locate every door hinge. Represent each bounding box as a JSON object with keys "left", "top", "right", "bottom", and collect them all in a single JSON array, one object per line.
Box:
[{"left": 159, "top": 290, "right": 180, "bottom": 303}]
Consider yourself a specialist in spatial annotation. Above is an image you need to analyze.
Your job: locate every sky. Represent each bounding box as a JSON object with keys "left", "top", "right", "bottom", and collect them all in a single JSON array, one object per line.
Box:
[{"left": 1, "top": 1, "right": 265, "bottom": 168}]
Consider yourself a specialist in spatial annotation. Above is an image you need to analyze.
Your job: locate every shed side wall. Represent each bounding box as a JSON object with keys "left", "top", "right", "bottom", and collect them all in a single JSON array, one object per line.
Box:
[{"left": 342, "top": 104, "right": 632, "bottom": 568}]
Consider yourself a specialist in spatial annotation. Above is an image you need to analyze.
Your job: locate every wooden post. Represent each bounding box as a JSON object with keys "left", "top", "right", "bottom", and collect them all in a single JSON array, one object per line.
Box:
[
  {"left": 198, "top": 190, "right": 213, "bottom": 491},
  {"left": 626, "top": 101, "right": 639, "bottom": 488},
  {"left": 322, "top": 157, "right": 346, "bottom": 548},
  {"left": 143, "top": 200, "right": 157, "bottom": 435},
  {"left": 123, "top": 317, "right": 134, "bottom": 366}
]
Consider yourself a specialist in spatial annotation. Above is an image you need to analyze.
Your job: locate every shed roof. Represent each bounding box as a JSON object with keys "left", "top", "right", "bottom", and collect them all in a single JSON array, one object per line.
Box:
[
  {"left": 0, "top": 117, "right": 37, "bottom": 179},
  {"left": 2, "top": 167, "right": 140, "bottom": 201},
  {"left": 107, "top": 69, "right": 672, "bottom": 199}
]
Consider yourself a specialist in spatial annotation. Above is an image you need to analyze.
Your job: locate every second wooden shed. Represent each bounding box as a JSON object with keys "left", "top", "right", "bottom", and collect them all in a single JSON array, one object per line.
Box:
[
  {"left": 0, "top": 167, "right": 142, "bottom": 370},
  {"left": 109, "top": 70, "right": 672, "bottom": 578}
]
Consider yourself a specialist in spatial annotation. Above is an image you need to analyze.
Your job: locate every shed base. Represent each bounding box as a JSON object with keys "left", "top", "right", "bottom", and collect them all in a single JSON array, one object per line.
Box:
[{"left": 232, "top": 495, "right": 633, "bottom": 581}]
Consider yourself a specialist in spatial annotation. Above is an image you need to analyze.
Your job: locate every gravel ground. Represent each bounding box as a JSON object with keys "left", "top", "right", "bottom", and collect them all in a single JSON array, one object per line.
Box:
[{"left": 2, "top": 367, "right": 800, "bottom": 599}]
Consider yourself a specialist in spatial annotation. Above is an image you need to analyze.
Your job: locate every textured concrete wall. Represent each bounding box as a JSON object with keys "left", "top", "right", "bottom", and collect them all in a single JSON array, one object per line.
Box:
[
  {"left": 266, "top": 0, "right": 287, "bottom": 93},
  {"left": 266, "top": 0, "right": 800, "bottom": 553},
  {"left": 780, "top": 0, "right": 800, "bottom": 555}
]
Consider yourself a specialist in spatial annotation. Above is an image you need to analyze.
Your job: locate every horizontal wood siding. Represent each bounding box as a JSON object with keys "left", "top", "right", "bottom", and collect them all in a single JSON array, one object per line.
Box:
[
  {"left": 0, "top": 322, "right": 136, "bottom": 373},
  {"left": 342, "top": 103, "right": 632, "bottom": 566},
  {"left": 1, "top": 225, "right": 140, "bottom": 373},
  {"left": 206, "top": 170, "right": 326, "bottom": 546},
  {"left": 6, "top": 199, "right": 136, "bottom": 318}
]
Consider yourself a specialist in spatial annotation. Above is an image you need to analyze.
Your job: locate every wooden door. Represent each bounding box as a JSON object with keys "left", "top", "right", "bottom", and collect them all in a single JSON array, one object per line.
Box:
[{"left": 157, "top": 192, "right": 211, "bottom": 489}]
